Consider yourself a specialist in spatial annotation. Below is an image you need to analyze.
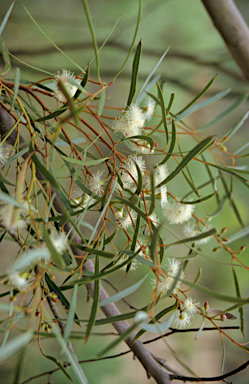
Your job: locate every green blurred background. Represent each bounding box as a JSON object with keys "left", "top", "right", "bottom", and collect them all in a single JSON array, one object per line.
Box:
[{"left": 0, "top": 0, "right": 249, "bottom": 383}]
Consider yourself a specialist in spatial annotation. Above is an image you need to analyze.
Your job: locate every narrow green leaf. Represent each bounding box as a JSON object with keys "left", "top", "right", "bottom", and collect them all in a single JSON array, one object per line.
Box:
[
  {"left": 222, "top": 110, "right": 249, "bottom": 141},
  {"left": 81, "top": 0, "right": 100, "bottom": 82},
  {"left": 31, "top": 149, "right": 72, "bottom": 211},
  {"left": 13, "top": 348, "right": 26, "bottom": 384},
  {"left": 140, "top": 311, "right": 175, "bottom": 333},
  {"left": 133, "top": 303, "right": 176, "bottom": 342},
  {"left": 209, "top": 195, "right": 227, "bottom": 218},
  {"left": 24, "top": 7, "right": 84, "bottom": 73},
  {"left": 198, "top": 92, "right": 249, "bottom": 131},
  {"left": 157, "top": 136, "right": 216, "bottom": 188},
  {"left": 157, "top": 83, "right": 168, "bottom": 145},
  {"left": 220, "top": 174, "right": 244, "bottom": 227},
  {"left": 4, "top": 146, "right": 29, "bottom": 169},
  {"left": 193, "top": 267, "right": 202, "bottom": 285},
  {"left": 134, "top": 161, "right": 143, "bottom": 196},
  {"left": 180, "top": 191, "right": 218, "bottom": 205},
  {"left": 136, "top": 46, "right": 170, "bottom": 103},
  {"left": 149, "top": 225, "right": 160, "bottom": 264},
  {"left": 0, "top": 332, "right": 33, "bottom": 363},
  {"left": 210, "top": 164, "right": 249, "bottom": 183},
  {"left": 181, "top": 279, "right": 249, "bottom": 304},
  {"left": 0, "top": 171, "right": 16, "bottom": 186},
  {"left": 0, "top": 36, "right": 11, "bottom": 75},
  {"left": 61, "top": 249, "right": 141, "bottom": 290},
  {"left": 177, "top": 74, "right": 217, "bottom": 115},
  {"left": 226, "top": 226, "right": 249, "bottom": 244},
  {"left": 113, "top": 0, "right": 142, "bottom": 80},
  {"left": 35, "top": 106, "right": 67, "bottom": 122},
  {"left": 114, "top": 195, "right": 147, "bottom": 221},
  {"left": 74, "top": 65, "right": 89, "bottom": 100},
  {"left": 86, "top": 256, "right": 99, "bottom": 339},
  {"left": 195, "top": 320, "right": 205, "bottom": 340},
  {"left": 175, "top": 88, "right": 231, "bottom": 122},
  {"left": 98, "top": 321, "right": 139, "bottom": 356},
  {"left": 148, "top": 169, "right": 155, "bottom": 215},
  {"left": 64, "top": 284, "right": 78, "bottom": 342},
  {"left": 99, "top": 274, "right": 148, "bottom": 307},
  {"left": 0, "top": 1, "right": 15, "bottom": 35},
  {"left": 43, "top": 228, "right": 65, "bottom": 268},
  {"left": 0, "top": 192, "right": 24, "bottom": 209},
  {"left": 159, "top": 119, "right": 176, "bottom": 165},
  {"left": 11, "top": 67, "right": 21, "bottom": 109},
  {"left": 127, "top": 40, "right": 142, "bottom": 108},
  {"left": 61, "top": 154, "right": 107, "bottom": 166},
  {"left": 45, "top": 273, "right": 80, "bottom": 326},
  {"left": 43, "top": 354, "right": 73, "bottom": 382},
  {"left": 126, "top": 135, "right": 154, "bottom": 151},
  {"left": 54, "top": 331, "right": 88, "bottom": 384}
]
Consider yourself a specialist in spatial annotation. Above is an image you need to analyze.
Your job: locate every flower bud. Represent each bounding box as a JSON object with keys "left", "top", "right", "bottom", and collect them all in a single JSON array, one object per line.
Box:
[
  {"left": 204, "top": 301, "right": 209, "bottom": 311},
  {"left": 221, "top": 314, "right": 226, "bottom": 321},
  {"left": 212, "top": 247, "right": 220, "bottom": 252},
  {"left": 35, "top": 311, "right": 41, "bottom": 317}
]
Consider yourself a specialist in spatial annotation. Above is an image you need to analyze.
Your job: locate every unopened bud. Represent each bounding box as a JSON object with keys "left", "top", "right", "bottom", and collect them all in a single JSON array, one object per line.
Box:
[
  {"left": 240, "top": 245, "right": 246, "bottom": 252},
  {"left": 221, "top": 314, "right": 226, "bottom": 321},
  {"left": 35, "top": 311, "right": 41, "bottom": 317},
  {"left": 212, "top": 247, "right": 220, "bottom": 252},
  {"left": 45, "top": 324, "right": 50, "bottom": 333},
  {"left": 204, "top": 301, "right": 209, "bottom": 311},
  {"left": 220, "top": 227, "right": 227, "bottom": 234},
  {"left": 154, "top": 141, "right": 158, "bottom": 148},
  {"left": 221, "top": 237, "right": 228, "bottom": 242}
]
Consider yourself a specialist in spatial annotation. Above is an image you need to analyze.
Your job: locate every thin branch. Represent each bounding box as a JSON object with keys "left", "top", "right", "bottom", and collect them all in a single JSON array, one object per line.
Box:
[
  {"left": 201, "top": 0, "right": 249, "bottom": 82},
  {"left": 169, "top": 359, "right": 249, "bottom": 382}
]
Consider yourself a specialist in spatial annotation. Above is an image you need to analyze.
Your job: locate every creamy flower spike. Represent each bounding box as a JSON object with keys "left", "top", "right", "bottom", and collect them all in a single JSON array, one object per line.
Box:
[
  {"left": 9, "top": 272, "right": 27, "bottom": 291},
  {"left": 144, "top": 99, "right": 156, "bottom": 121},
  {"left": 0, "top": 201, "right": 31, "bottom": 230},
  {"left": 88, "top": 170, "right": 105, "bottom": 196},
  {"left": 151, "top": 258, "right": 184, "bottom": 294},
  {"left": 112, "top": 103, "right": 145, "bottom": 138},
  {"left": 184, "top": 297, "right": 199, "bottom": 314},
  {"left": 50, "top": 231, "right": 68, "bottom": 254},
  {"left": 172, "top": 309, "right": 192, "bottom": 329},
  {"left": 120, "top": 156, "right": 146, "bottom": 190},
  {"left": 164, "top": 200, "right": 194, "bottom": 224},
  {"left": 146, "top": 164, "right": 168, "bottom": 208},
  {"left": 148, "top": 212, "right": 160, "bottom": 227},
  {"left": 54, "top": 69, "right": 81, "bottom": 103},
  {"left": 117, "top": 210, "right": 137, "bottom": 230}
]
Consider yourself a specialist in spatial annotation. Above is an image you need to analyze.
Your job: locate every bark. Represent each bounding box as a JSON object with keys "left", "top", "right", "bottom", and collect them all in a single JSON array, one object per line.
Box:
[{"left": 201, "top": 0, "right": 249, "bottom": 82}]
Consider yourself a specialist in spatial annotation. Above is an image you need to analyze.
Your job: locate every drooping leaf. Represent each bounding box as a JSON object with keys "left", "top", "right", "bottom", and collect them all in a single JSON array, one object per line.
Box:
[
  {"left": 99, "top": 274, "right": 148, "bottom": 307},
  {"left": 126, "top": 40, "right": 142, "bottom": 108},
  {"left": 157, "top": 136, "right": 216, "bottom": 188},
  {"left": 176, "top": 74, "right": 217, "bottom": 115}
]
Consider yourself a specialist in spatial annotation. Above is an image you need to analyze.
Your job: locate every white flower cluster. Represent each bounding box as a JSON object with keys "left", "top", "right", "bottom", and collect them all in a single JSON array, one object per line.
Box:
[
  {"left": 53, "top": 69, "right": 81, "bottom": 103},
  {"left": 183, "top": 222, "right": 211, "bottom": 244},
  {"left": 172, "top": 297, "right": 200, "bottom": 329},
  {"left": 0, "top": 201, "right": 32, "bottom": 230},
  {"left": 151, "top": 258, "right": 184, "bottom": 294},
  {"left": 112, "top": 101, "right": 155, "bottom": 153}
]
